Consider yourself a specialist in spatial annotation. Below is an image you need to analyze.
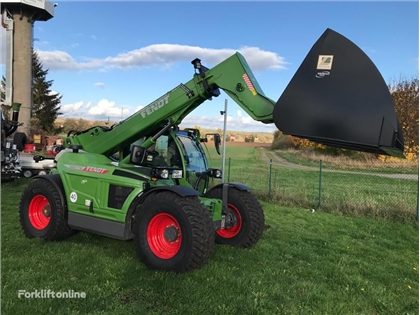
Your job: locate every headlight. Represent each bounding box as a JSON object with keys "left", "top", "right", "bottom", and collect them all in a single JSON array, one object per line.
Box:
[
  {"left": 160, "top": 169, "right": 169, "bottom": 179},
  {"left": 152, "top": 168, "right": 182, "bottom": 180},
  {"left": 172, "top": 170, "right": 183, "bottom": 179},
  {"left": 207, "top": 168, "right": 222, "bottom": 178}
]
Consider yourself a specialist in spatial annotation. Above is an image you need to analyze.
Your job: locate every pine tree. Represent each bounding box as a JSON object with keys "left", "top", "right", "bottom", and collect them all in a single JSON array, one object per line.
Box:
[{"left": 32, "top": 49, "right": 63, "bottom": 134}]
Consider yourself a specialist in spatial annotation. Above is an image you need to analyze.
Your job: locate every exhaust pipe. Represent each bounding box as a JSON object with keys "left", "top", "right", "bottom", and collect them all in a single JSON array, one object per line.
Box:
[
  {"left": 273, "top": 28, "right": 405, "bottom": 158},
  {"left": 4, "top": 102, "right": 21, "bottom": 136}
]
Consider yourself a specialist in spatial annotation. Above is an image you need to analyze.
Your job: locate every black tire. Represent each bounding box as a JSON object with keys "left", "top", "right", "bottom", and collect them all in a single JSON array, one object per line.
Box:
[
  {"left": 13, "top": 132, "right": 27, "bottom": 151},
  {"left": 22, "top": 169, "right": 33, "bottom": 178},
  {"left": 19, "top": 179, "right": 75, "bottom": 241},
  {"left": 133, "top": 191, "right": 215, "bottom": 273},
  {"left": 205, "top": 187, "right": 265, "bottom": 248}
]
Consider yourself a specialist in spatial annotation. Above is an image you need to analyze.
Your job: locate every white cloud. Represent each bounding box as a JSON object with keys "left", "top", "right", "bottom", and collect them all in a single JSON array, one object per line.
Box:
[
  {"left": 88, "top": 99, "right": 115, "bottom": 115},
  {"left": 36, "top": 50, "right": 102, "bottom": 71},
  {"left": 104, "top": 44, "right": 287, "bottom": 72},
  {"left": 59, "top": 99, "right": 132, "bottom": 120},
  {"left": 218, "top": 115, "right": 233, "bottom": 123},
  {"left": 94, "top": 82, "right": 105, "bottom": 89},
  {"left": 35, "top": 44, "right": 287, "bottom": 72},
  {"left": 182, "top": 113, "right": 277, "bottom": 133},
  {"left": 134, "top": 105, "right": 144, "bottom": 112},
  {"left": 60, "top": 101, "right": 84, "bottom": 115},
  {"left": 87, "top": 99, "right": 130, "bottom": 119}
]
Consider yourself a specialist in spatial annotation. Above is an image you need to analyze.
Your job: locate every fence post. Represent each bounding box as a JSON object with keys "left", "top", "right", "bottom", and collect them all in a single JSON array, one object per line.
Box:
[
  {"left": 317, "top": 160, "right": 322, "bottom": 208},
  {"left": 268, "top": 159, "right": 273, "bottom": 199},
  {"left": 227, "top": 157, "right": 231, "bottom": 182}
]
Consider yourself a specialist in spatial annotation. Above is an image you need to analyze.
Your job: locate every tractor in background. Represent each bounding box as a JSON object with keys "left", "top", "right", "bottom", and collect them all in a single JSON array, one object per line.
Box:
[{"left": 1, "top": 103, "right": 22, "bottom": 180}]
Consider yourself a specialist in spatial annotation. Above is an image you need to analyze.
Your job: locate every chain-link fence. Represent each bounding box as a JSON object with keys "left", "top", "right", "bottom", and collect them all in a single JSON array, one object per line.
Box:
[{"left": 218, "top": 151, "right": 418, "bottom": 223}]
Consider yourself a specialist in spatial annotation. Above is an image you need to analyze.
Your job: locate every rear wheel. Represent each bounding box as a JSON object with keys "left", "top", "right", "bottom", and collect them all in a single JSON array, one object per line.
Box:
[
  {"left": 205, "top": 187, "right": 265, "bottom": 248},
  {"left": 133, "top": 191, "right": 215, "bottom": 273},
  {"left": 19, "top": 179, "right": 74, "bottom": 241}
]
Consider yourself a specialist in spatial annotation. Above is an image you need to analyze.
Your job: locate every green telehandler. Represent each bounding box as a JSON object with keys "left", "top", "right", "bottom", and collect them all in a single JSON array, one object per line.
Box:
[{"left": 18, "top": 29, "right": 404, "bottom": 273}]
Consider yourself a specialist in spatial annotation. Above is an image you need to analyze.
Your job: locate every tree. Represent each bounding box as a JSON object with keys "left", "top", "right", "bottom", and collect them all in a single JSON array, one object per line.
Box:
[
  {"left": 388, "top": 76, "right": 419, "bottom": 159},
  {"left": 62, "top": 118, "right": 92, "bottom": 134},
  {"left": 244, "top": 135, "right": 255, "bottom": 143},
  {"left": 32, "top": 50, "right": 63, "bottom": 134}
]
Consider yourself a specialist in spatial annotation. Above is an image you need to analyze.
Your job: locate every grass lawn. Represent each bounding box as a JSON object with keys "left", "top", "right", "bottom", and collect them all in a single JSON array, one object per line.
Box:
[
  {"left": 205, "top": 146, "right": 418, "bottom": 222},
  {"left": 271, "top": 149, "right": 418, "bottom": 175},
  {"left": 1, "top": 179, "right": 419, "bottom": 315}
]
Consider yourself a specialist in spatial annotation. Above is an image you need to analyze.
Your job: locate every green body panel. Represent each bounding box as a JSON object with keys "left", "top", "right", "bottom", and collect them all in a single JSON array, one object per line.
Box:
[
  {"left": 199, "top": 197, "right": 223, "bottom": 221},
  {"left": 54, "top": 138, "right": 223, "bottom": 224},
  {"left": 206, "top": 53, "right": 275, "bottom": 123},
  {"left": 54, "top": 152, "right": 146, "bottom": 223}
]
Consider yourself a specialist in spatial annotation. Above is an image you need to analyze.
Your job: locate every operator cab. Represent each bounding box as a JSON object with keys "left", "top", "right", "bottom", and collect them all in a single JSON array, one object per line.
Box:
[
  {"left": 149, "top": 130, "right": 211, "bottom": 193},
  {"left": 129, "top": 128, "right": 222, "bottom": 194}
]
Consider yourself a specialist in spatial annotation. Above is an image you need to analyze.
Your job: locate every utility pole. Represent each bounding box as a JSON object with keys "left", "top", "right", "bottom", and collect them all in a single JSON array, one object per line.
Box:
[{"left": 220, "top": 99, "right": 228, "bottom": 183}]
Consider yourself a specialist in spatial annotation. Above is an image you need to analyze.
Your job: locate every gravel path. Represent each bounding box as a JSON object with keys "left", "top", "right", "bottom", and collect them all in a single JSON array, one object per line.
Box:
[{"left": 259, "top": 148, "right": 418, "bottom": 181}]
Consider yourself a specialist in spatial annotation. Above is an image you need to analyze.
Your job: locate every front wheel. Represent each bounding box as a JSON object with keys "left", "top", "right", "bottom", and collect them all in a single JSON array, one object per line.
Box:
[
  {"left": 19, "top": 178, "right": 75, "bottom": 241},
  {"left": 22, "top": 169, "right": 33, "bottom": 178},
  {"left": 133, "top": 191, "right": 215, "bottom": 273},
  {"left": 205, "top": 187, "right": 265, "bottom": 248}
]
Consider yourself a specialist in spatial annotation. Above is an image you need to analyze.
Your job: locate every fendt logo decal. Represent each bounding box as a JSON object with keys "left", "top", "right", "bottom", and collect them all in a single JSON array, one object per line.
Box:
[
  {"left": 242, "top": 73, "right": 257, "bottom": 96},
  {"left": 64, "top": 164, "right": 109, "bottom": 174},
  {"left": 139, "top": 94, "right": 170, "bottom": 118},
  {"left": 316, "top": 55, "right": 334, "bottom": 70},
  {"left": 315, "top": 71, "right": 330, "bottom": 79}
]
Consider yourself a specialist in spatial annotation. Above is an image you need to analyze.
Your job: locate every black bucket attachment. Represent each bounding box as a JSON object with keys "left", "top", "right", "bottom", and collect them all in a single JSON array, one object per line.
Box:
[{"left": 273, "top": 28, "right": 404, "bottom": 158}]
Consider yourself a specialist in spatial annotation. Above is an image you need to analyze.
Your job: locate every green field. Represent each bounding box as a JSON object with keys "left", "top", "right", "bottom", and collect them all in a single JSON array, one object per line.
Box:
[
  {"left": 270, "top": 149, "right": 418, "bottom": 175},
  {"left": 205, "top": 145, "right": 418, "bottom": 223},
  {"left": 1, "top": 179, "right": 418, "bottom": 315}
]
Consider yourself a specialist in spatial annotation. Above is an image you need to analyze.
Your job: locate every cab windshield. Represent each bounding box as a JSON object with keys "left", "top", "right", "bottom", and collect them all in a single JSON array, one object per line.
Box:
[{"left": 177, "top": 135, "right": 207, "bottom": 173}]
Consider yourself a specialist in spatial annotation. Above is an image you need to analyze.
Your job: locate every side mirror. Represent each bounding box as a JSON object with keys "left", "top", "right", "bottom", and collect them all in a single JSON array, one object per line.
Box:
[
  {"left": 130, "top": 145, "right": 148, "bottom": 165},
  {"left": 213, "top": 134, "right": 221, "bottom": 155},
  {"left": 205, "top": 133, "right": 222, "bottom": 155}
]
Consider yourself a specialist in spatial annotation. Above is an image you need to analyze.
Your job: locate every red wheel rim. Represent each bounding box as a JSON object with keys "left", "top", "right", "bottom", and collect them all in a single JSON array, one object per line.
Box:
[
  {"left": 147, "top": 213, "right": 182, "bottom": 259},
  {"left": 217, "top": 203, "right": 242, "bottom": 238},
  {"left": 28, "top": 195, "right": 51, "bottom": 230}
]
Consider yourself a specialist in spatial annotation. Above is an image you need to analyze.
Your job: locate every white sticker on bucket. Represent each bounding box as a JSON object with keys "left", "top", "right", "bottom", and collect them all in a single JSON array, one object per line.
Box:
[
  {"left": 70, "top": 192, "right": 78, "bottom": 203},
  {"left": 317, "top": 55, "right": 334, "bottom": 70}
]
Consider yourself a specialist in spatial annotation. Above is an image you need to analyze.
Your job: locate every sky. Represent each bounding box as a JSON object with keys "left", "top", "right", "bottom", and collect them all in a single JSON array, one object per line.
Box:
[{"left": 0, "top": 1, "right": 418, "bottom": 132}]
